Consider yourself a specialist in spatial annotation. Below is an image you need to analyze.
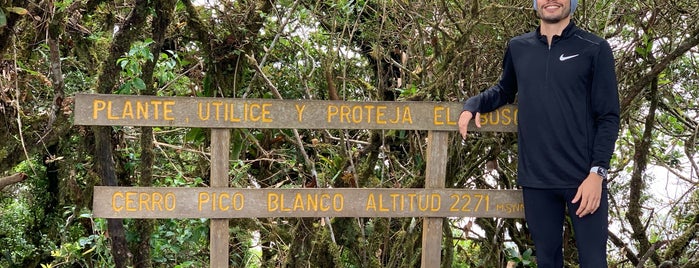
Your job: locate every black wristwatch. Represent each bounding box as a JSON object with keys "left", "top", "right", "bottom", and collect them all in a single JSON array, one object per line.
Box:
[{"left": 590, "top": 166, "right": 608, "bottom": 180}]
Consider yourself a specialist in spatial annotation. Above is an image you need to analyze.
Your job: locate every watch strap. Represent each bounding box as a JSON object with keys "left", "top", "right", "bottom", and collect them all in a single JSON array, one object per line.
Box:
[{"left": 590, "top": 166, "right": 608, "bottom": 180}]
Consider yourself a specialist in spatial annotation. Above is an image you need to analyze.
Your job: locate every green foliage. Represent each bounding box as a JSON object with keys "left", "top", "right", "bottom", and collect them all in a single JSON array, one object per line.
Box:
[
  {"left": 1, "top": 161, "right": 54, "bottom": 267},
  {"left": 149, "top": 219, "right": 209, "bottom": 265},
  {"left": 451, "top": 239, "right": 478, "bottom": 268},
  {"left": 116, "top": 39, "right": 154, "bottom": 94},
  {"left": 40, "top": 213, "right": 114, "bottom": 267},
  {"left": 0, "top": 199, "right": 38, "bottom": 266},
  {"left": 634, "top": 32, "right": 654, "bottom": 58},
  {"left": 0, "top": 6, "right": 28, "bottom": 27},
  {"left": 52, "top": 0, "right": 74, "bottom": 12},
  {"left": 156, "top": 51, "right": 193, "bottom": 96},
  {"left": 116, "top": 38, "right": 190, "bottom": 95},
  {"left": 0, "top": 8, "right": 5, "bottom": 28},
  {"left": 45, "top": 234, "right": 109, "bottom": 267},
  {"left": 505, "top": 247, "right": 536, "bottom": 268},
  {"left": 397, "top": 84, "right": 419, "bottom": 99},
  {"left": 184, "top": 128, "right": 207, "bottom": 144}
]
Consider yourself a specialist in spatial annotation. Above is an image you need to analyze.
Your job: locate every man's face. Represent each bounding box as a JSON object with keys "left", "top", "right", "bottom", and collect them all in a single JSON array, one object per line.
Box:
[{"left": 536, "top": 0, "right": 571, "bottom": 24}]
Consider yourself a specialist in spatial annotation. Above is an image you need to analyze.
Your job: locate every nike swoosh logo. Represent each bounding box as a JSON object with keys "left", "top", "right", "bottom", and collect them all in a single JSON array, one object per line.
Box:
[{"left": 559, "top": 54, "right": 579, "bottom": 61}]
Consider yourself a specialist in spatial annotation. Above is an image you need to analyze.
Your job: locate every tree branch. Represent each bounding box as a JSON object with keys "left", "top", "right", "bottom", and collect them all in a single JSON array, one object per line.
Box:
[
  {"left": 635, "top": 240, "right": 668, "bottom": 268},
  {"left": 620, "top": 26, "right": 699, "bottom": 117},
  {"left": 608, "top": 231, "right": 640, "bottom": 265},
  {"left": 0, "top": 173, "right": 27, "bottom": 190},
  {"left": 246, "top": 52, "right": 337, "bottom": 245},
  {"left": 662, "top": 213, "right": 699, "bottom": 261}
]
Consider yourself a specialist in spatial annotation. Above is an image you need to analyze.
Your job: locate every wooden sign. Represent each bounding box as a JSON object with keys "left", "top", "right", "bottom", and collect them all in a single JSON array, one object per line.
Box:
[
  {"left": 73, "top": 94, "right": 518, "bottom": 132},
  {"left": 93, "top": 186, "right": 524, "bottom": 219},
  {"left": 77, "top": 93, "right": 524, "bottom": 267}
]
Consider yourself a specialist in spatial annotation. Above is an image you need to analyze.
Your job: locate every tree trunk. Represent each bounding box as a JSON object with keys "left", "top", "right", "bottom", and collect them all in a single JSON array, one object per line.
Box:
[
  {"left": 130, "top": 1, "right": 176, "bottom": 266},
  {"left": 626, "top": 76, "right": 660, "bottom": 266},
  {"left": 92, "top": 0, "right": 151, "bottom": 266},
  {"left": 94, "top": 126, "right": 131, "bottom": 268}
]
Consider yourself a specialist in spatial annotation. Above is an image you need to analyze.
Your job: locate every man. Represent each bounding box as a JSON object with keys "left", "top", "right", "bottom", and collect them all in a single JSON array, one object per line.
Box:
[{"left": 457, "top": 0, "right": 620, "bottom": 267}]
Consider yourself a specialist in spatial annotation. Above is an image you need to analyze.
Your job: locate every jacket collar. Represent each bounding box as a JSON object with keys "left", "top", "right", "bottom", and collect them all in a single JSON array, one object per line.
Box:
[{"left": 535, "top": 22, "right": 577, "bottom": 44}]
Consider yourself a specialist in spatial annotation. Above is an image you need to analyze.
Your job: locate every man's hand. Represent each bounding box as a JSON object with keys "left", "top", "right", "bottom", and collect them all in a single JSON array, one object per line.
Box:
[
  {"left": 572, "top": 173, "right": 604, "bottom": 217},
  {"left": 458, "top": 111, "right": 481, "bottom": 139}
]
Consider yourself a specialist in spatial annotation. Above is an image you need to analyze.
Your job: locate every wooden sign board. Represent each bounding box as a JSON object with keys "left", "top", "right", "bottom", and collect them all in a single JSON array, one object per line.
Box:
[
  {"left": 77, "top": 93, "right": 522, "bottom": 267},
  {"left": 73, "top": 94, "right": 518, "bottom": 132},
  {"left": 93, "top": 186, "right": 524, "bottom": 219}
]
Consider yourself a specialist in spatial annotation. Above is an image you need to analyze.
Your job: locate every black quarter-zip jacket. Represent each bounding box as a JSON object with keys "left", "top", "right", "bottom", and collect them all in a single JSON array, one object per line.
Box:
[{"left": 463, "top": 22, "right": 620, "bottom": 189}]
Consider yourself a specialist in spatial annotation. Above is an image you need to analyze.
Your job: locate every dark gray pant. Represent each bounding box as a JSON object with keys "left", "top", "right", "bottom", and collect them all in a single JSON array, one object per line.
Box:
[{"left": 522, "top": 187, "right": 609, "bottom": 268}]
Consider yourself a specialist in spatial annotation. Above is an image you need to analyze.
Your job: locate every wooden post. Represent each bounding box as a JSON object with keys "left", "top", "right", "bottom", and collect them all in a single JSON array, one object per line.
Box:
[
  {"left": 421, "top": 131, "right": 448, "bottom": 267},
  {"left": 210, "top": 129, "right": 230, "bottom": 267}
]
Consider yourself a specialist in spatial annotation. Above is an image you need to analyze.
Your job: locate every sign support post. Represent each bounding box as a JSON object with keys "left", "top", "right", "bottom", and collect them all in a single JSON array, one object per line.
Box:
[
  {"left": 422, "top": 131, "right": 448, "bottom": 266},
  {"left": 210, "top": 129, "right": 230, "bottom": 267}
]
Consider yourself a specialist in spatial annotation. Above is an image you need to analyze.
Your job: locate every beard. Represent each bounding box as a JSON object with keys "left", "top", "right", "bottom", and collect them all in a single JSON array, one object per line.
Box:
[{"left": 536, "top": 5, "right": 571, "bottom": 24}]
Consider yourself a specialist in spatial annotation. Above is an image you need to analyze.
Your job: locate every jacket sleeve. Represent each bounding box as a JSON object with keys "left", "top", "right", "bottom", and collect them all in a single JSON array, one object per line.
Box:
[
  {"left": 462, "top": 44, "right": 518, "bottom": 113},
  {"left": 590, "top": 40, "right": 620, "bottom": 169}
]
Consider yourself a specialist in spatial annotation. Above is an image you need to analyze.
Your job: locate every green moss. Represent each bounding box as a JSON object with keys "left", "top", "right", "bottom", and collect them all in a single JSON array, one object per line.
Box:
[{"left": 0, "top": 147, "right": 8, "bottom": 161}]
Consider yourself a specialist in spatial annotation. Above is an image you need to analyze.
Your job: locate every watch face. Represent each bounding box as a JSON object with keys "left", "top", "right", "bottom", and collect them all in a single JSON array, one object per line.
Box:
[{"left": 597, "top": 168, "right": 608, "bottom": 178}]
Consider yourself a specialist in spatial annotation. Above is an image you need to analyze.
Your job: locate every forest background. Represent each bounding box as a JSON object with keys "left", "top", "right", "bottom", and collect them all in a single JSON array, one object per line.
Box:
[{"left": 0, "top": 0, "right": 697, "bottom": 267}]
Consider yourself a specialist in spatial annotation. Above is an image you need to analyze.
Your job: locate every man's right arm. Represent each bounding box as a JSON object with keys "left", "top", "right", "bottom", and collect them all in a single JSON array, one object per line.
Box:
[{"left": 459, "top": 45, "right": 518, "bottom": 138}]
